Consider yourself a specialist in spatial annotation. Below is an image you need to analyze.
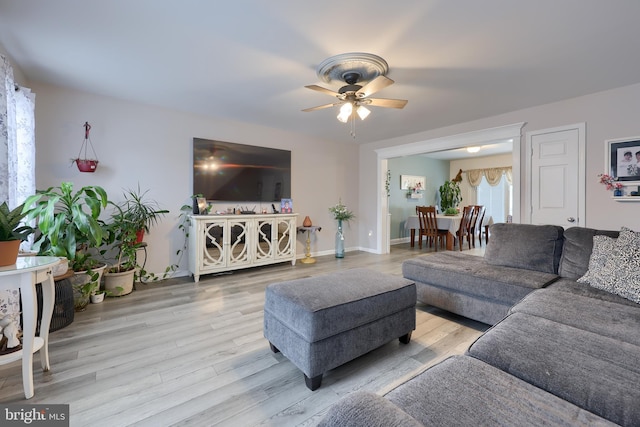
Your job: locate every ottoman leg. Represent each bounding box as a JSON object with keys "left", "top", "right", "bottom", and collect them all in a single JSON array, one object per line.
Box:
[
  {"left": 304, "top": 373, "right": 323, "bottom": 391},
  {"left": 399, "top": 331, "right": 412, "bottom": 344},
  {"left": 269, "top": 343, "right": 280, "bottom": 353}
]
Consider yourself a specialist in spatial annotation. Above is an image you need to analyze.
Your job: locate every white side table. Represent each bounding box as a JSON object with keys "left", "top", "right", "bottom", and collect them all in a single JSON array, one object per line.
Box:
[{"left": 0, "top": 256, "right": 60, "bottom": 399}]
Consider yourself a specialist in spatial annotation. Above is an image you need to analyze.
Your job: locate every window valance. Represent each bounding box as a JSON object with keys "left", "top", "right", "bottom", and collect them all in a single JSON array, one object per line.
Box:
[{"left": 466, "top": 167, "right": 512, "bottom": 187}]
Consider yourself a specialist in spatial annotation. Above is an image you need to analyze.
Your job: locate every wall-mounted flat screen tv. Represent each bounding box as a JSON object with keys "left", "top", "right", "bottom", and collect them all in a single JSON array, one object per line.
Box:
[{"left": 193, "top": 138, "right": 291, "bottom": 202}]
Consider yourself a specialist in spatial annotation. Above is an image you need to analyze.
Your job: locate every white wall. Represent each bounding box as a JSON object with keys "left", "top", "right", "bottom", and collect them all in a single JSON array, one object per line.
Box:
[
  {"left": 360, "top": 83, "right": 640, "bottom": 253},
  {"left": 32, "top": 83, "right": 359, "bottom": 277}
]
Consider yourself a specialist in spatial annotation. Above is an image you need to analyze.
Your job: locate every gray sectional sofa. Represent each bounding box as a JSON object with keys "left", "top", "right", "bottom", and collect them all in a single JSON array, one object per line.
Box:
[{"left": 319, "top": 224, "right": 640, "bottom": 426}]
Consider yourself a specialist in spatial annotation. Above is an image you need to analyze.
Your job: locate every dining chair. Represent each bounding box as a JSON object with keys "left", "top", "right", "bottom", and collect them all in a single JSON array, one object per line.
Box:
[
  {"left": 465, "top": 205, "right": 480, "bottom": 248},
  {"left": 455, "top": 206, "right": 474, "bottom": 251},
  {"left": 475, "top": 205, "right": 488, "bottom": 245},
  {"left": 416, "top": 206, "right": 447, "bottom": 250},
  {"left": 469, "top": 205, "right": 485, "bottom": 247}
]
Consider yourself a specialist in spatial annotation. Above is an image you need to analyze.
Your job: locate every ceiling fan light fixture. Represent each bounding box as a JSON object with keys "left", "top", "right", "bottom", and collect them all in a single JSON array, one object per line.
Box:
[
  {"left": 337, "top": 102, "right": 353, "bottom": 122},
  {"left": 356, "top": 105, "right": 371, "bottom": 120}
]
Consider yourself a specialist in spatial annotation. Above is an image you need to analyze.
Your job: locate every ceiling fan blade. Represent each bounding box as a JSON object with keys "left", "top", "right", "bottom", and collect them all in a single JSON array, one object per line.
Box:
[
  {"left": 305, "top": 85, "right": 340, "bottom": 97},
  {"left": 367, "top": 98, "right": 408, "bottom": 109},
  {"left": 302, "top": 102, "right": 340, "bottom": 112},
  {"left": 356, "top": 75, "right": 394, "bottom": 98}
]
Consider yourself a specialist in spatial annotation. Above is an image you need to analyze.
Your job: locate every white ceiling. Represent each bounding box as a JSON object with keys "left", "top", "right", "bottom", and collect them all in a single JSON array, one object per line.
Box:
[{"left": 2, "top": 1, "right": 640, "bottom": 145}]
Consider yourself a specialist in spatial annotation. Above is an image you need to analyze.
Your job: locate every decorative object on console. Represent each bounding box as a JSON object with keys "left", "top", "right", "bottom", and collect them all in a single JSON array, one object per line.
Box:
[
  {"left": 73, "top": 121, "right": 99, "bottom": 173},
  {"left": 303, "top": 216, "right": 312, "bottom": 227},
  {"left": 280, "top": 199, "right": 293, "bottom": 213},
  {"left": 329, "top": 199, "right": 354, "bottom": 258}
]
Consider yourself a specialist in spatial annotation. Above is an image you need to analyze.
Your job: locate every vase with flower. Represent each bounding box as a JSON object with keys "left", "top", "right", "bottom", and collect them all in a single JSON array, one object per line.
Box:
[
  {"left": 328, "top": 199, "right": 355, "bottom": 258},
  {"left": 598, "top": 174, "right": 624, "bottom": 196}
]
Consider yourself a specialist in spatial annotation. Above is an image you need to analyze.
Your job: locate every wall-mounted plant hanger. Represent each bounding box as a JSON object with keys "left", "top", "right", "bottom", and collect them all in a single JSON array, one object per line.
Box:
[{"left": 72, "top": 121, "right": 99, "bottom": 173}]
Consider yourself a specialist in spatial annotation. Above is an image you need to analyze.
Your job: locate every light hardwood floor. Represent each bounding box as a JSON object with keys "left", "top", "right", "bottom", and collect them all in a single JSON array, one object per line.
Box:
[{"left": 0, "top": 243, "right": 488, "bottom": 426}]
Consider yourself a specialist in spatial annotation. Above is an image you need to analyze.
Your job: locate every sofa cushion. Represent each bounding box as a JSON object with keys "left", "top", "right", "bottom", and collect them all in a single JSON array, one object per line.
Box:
[
  {"left": 547, "top": 278, "right": 640, "bottom": 307},
  {"left": 510, "top": 287, "right": 640, "bottom": 346},
  {"left": 577, "top": 235, "right": 617, "bottom": 287},
  {"left": 483, "top": 223, "right": 564, "bottom": 274},
  {"left": 384, "top": 355, "right": 614, "bottom": 427},
  {"left": 318, "top": 391, "right": 423, "bottom": 427},
  {"left": 403, "top": 252, "right": 558, "bottom": 304},
  {"left": 468, "top": 312, "right": 640, "bottom": 426},
  {"left": 558, "top": 227, "right": 619, "bottom": 279},
  {"left": 582, "top": 227, "right": 640, "bottom": 304}
]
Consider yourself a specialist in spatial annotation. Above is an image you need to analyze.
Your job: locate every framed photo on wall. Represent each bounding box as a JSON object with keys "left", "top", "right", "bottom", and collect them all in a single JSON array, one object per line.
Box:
[
  {"left": 400, "top": 175, "right": 426, "bottom": 191},
  {"left": 607, "top": 136, "right": 640, "bottom": 184}
]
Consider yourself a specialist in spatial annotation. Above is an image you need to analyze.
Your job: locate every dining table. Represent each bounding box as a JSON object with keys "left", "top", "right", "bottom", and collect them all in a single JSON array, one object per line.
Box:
[{"left": 404, "top": 214, "right": 462, "bottom": 250}]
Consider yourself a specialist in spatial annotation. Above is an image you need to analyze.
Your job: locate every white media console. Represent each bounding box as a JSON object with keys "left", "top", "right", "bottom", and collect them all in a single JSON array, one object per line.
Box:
[{"left": 188, "top": 213, "right": 297, "bottom": 282}]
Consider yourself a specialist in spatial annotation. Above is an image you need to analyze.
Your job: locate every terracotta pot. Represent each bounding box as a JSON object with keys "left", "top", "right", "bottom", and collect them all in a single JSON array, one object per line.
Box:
[
  {"left": 135, "top": 229, "right": 145, "bottom": 243},
  {"left": 303, "top": 216, "right": 312, "bottom": 227},
  {"left": 0, "top": 240, "right": 21, "bottom": 266}
]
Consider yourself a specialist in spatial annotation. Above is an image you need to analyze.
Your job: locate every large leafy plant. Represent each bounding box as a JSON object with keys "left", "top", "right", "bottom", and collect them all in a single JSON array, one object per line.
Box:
[
  {"left": 23, "top": 182, "right": 109, "bottom": 270},
  {"left": 439, "top": 180, "right": 462, "bottom": 211}
]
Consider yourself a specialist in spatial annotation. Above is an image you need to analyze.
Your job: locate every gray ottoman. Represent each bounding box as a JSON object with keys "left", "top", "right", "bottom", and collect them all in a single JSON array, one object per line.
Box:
[{"left": 263, "top": 268, "right": 416, "bottom": 390}]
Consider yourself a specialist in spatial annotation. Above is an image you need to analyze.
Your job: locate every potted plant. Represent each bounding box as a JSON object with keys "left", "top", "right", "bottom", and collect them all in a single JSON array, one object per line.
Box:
[
  {"left": 0, "top": 201, "right": 35, "bottom": 266},
  {"left": 23, "top": 182, "right": 109, "bottom": 310},
  {"left": 102, "top": 203, "right": 141, "bottom": 296},
  {"left": 439, "top": 180, "right": 462, "bottom": 212},
  {"left": 120, "top": 185, "right": 168, "bottom": 243}
]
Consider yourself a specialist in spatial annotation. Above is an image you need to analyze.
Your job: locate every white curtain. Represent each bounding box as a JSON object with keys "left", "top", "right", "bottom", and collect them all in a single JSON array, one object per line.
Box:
[
  {"left": 0, "top": 54, "right": 36, "bottom": 327},
  {"left": 1, "top": 54, "right": 35, "bottom": 209}
]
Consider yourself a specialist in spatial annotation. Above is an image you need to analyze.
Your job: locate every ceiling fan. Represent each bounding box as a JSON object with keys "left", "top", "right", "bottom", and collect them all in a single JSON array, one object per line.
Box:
[{"left": 302, "top": 53, "right": 408, "bottom": 136}]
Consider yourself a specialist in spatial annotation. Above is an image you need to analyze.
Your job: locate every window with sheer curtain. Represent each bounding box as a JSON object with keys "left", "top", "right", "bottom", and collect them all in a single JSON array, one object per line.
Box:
[
  {"left": 467, "top": 167, "right": 512, "bottom": 224},
  {"left": 0, "top": 54, "right": 36, "bottom": 325},
  {"left": 0, "top": 54, "right": 35, "bottom": 211}
]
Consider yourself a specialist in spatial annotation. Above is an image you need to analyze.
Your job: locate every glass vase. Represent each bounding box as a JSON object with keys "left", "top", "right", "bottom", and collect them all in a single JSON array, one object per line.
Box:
[
  {"left": 614, "top": 188, "right": 623, "bottom": 197},
  {"left": 335, "top": 219, "right": 345, "bottom": 258}
]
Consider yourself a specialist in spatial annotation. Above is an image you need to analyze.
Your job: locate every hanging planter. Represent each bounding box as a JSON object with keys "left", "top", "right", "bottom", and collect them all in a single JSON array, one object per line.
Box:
[{"left": 72, "top": 121, "right": 99, "bottom": 173}]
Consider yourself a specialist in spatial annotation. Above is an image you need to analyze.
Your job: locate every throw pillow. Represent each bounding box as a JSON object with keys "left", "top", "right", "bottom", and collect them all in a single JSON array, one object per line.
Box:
[
  {"left": 584, "top": 227, "right": 640, "bottom": 304},
  {"left": 577, "top": 235, "right": 616, "bottom": 288}
]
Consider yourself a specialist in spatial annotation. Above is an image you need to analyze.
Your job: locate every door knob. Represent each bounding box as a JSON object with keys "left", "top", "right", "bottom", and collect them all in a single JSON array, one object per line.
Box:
[{"left": 567, "top": 217, "right": 576, "bottom": 223}]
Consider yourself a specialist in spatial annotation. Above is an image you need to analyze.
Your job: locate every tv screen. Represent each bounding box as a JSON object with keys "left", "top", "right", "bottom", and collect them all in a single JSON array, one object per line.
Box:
[{"left": 193, "top": 138, "right": 291, "bottom": 202}]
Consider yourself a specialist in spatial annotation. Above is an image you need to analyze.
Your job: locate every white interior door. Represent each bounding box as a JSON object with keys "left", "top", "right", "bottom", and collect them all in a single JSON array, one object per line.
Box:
[{"left": 527, "top": 124, "right": 585, "bottom": 227}]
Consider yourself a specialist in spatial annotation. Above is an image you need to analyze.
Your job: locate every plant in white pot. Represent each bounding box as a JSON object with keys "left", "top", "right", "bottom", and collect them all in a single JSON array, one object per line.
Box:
[
  {"left": 23, "top": 182, "right": 109, "bottom": 311},
  {"left": 0, "top": 201, "right": 35, "bottom": 266}
]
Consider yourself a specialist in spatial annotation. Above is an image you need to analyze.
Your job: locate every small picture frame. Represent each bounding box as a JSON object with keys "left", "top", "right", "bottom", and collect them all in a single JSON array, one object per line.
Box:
[
  {"left": 400, "top": 175, "right": 426, "bottom": 191},
  {"left": 280, "top": 198, "right": 293, "bottom": 213},
  {"left": 607, "top": 136, "right": 640, "bottom": 184}
]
